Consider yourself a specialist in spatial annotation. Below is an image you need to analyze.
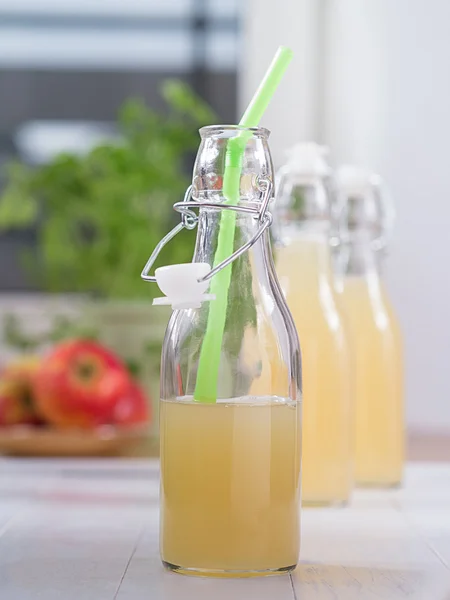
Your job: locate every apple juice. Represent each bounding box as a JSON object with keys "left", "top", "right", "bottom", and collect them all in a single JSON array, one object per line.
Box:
[{"left": 160, "top": 396, "right": 301, "bottom": 576}]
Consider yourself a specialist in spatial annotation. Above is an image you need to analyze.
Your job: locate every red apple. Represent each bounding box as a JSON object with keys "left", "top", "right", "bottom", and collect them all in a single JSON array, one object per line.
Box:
[
  {"left": 34, "top": 340, "right": 132, "bottom": 429},
  {"left": 0, "top": 357, "right": 41, "bottom": 426},
  {"left": 111, "top": 381, "right": 150, "bottom": 427}
]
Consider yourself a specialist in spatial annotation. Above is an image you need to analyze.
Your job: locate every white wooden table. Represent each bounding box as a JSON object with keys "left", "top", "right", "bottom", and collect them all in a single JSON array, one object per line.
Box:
[{"left": 0, "top": 460, "right": 449, "bottom": 599}]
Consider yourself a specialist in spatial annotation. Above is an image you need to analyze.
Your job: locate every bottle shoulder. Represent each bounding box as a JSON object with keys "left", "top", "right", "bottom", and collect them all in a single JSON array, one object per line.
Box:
[
  {"left": 281, "top": 274, "right": 347, "bottom": 321},
  {"left": 341, "top": 277, "right": 402, "bottom": 336}
]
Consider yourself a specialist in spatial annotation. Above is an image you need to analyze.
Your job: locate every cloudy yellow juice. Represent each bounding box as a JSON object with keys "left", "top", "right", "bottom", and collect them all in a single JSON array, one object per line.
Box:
[
  {"left": 160, "top": 396, "right": 301, "bottom": 576},
  {"left": 276, "top": 237, "right": 352, "bottom": 505},
  {"left": 341, "top": 276, "right": 403, "bottom": 486}
]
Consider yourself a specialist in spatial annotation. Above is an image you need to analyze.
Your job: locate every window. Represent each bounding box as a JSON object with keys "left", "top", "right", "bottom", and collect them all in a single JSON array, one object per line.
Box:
[{"left": 0, "top": 0, "right": 241, "bottom": 289}]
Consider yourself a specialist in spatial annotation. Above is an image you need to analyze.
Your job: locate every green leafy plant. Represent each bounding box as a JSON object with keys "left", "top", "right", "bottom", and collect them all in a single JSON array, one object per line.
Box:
[{"left": 0, "top": 80, "right": 215, "bottom": 300}]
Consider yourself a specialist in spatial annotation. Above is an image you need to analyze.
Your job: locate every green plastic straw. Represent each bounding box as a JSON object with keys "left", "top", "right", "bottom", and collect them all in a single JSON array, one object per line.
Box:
[{"left": 194, "top": 46, "right": 293, "bottom": 403}]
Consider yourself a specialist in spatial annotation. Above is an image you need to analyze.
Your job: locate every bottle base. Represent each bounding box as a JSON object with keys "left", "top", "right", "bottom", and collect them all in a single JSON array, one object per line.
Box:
[
  {"left": 162, "top": 560, "right": 297, "bottom": 578},
  {"left": 302, "top": 498, "right": 349, "bottom": 508},
  {"left": 356, "top": 480, "right": 402, "bottom": 489}
]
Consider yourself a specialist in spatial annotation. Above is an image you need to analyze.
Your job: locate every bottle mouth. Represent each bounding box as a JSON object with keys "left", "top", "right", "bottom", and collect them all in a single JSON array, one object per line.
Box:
[{"left": 199, "top": 125, "right": 270, "bottom": 139}]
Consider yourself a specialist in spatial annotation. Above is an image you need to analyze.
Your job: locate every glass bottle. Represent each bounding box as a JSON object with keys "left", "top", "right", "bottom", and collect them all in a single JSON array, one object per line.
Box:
[
  {"left": 274, "top": 143, "right": 352, "bottom": 506},
  {"left": 142, "top": 126, "right": 302, "bottom": 577},
  {"left": 335, "top": 166, "right": 404, "bottom": 487}
]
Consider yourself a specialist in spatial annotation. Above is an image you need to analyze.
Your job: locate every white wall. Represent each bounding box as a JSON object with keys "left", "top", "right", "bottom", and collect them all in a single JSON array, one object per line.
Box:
[
  {"left": 386, "top": 0, "right": 450, "bottom": 432},
  {"left": 241, "top": 0, "right": 323, "bottom": 163},
  {"left": 243, "top": 0, "right": 450, "bottom": 431},
  {"left": 324, "top": 0, "right": 450, "bottom": 432}
]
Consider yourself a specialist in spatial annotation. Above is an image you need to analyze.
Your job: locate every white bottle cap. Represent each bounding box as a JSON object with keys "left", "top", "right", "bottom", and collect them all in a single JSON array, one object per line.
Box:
[
  {"left": 335, "top": 165, "right": 381, "bottom": 196},
  {"left": 153, "top": 263, "right": 215, "bottom": 310},
  {"left": 285, "top": 142, "right": 330, "bottom": 177}
]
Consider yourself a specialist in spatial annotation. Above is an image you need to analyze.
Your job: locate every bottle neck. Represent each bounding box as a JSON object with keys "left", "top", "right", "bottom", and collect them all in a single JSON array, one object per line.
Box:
[
  {"left": 280, "top": 219, "right": 331, "bottom": 239},
  {"left": 343, "top": 240, "right": 382, "bottom": 278},
  {"left": 274, "top": 175, "right": 333, "bottom": 271},
  {"left": 193, "top": 207, "right": 266, "bottom": 263},
  {"left": 275, "top": 177, "right": 331, "bottom": 232},
  {"left": 192, "top": 207, "right": 276, "bottom": 312}
]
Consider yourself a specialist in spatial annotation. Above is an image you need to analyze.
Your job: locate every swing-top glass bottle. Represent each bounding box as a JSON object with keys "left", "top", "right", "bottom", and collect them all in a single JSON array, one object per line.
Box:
[
  {"left": 334, "top": 166, "right": 404, "bottom": 487},
  {"left": 274, "top": 143, "right": 352, "bottom": 506},
  {"left": 142, "top": 125, "right": 302, "bottom": 577}
]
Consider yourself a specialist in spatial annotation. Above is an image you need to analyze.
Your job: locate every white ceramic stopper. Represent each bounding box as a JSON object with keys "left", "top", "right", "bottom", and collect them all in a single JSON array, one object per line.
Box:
[{"left": 153, "top": 263, "right": 215, "bottom": 310}]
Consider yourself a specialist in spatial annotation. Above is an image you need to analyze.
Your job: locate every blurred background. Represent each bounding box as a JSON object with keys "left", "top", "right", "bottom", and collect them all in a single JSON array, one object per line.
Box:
[{"left": 0, "top": 0, "right": 449, "bottom": 455}]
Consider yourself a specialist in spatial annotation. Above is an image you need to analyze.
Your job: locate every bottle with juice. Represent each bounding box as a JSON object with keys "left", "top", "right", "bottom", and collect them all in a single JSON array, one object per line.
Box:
[
  {"left": 274, "top": 143, "right": 352, "bottom": 506},
  {"left": 142, "top": 124, "right": 301, "bottom": 577},
  {"left": 334, "top": 166, "right": 404, "bottom": 487}
]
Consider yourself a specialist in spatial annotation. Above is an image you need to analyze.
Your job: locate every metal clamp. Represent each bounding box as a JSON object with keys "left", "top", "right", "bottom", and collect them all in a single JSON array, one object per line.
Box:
[
  {"left": 141, "top": 180, "right": 273, "bottom": 284},
  {"left": 141, "top": 186, "right": 196, "bottom": 283}
]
